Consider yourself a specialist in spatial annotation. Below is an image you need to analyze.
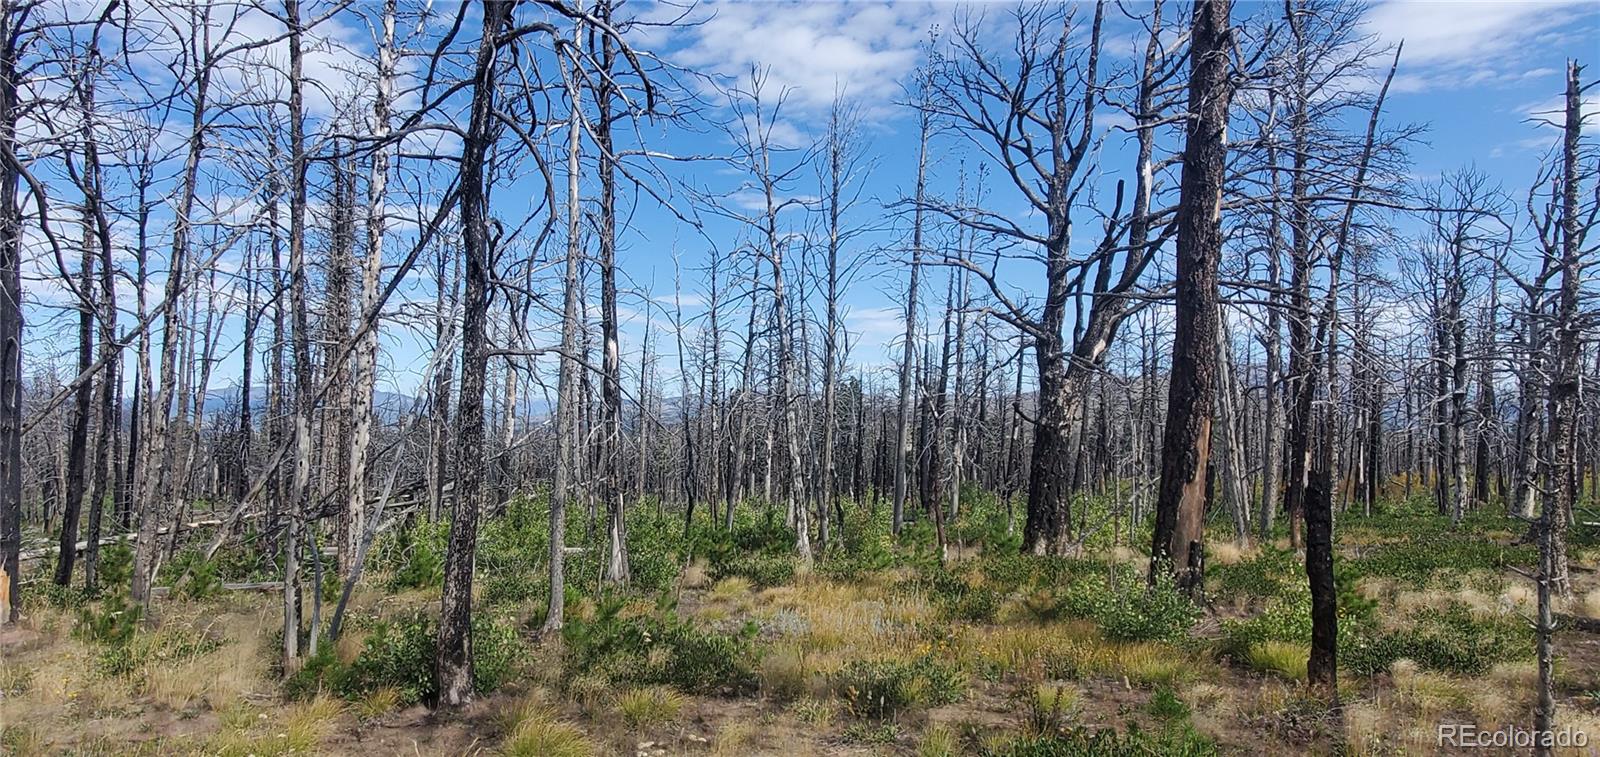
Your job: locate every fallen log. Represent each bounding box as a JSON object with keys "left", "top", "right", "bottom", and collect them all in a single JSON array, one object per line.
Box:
[
  {"left": 1558, "top": 612, "right": 1600, "bottom": 634},
  {"left": 19, "top": 519, "right": 225, "bottom": 563},
  {"left": 150, "top": 581, "right": 285, "bottom": 598}
]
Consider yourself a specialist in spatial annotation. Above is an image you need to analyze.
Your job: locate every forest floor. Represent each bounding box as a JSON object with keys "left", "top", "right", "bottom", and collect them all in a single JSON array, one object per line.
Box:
[{"left": 3, "top": 493, "right": 1600, "bottom": 756}]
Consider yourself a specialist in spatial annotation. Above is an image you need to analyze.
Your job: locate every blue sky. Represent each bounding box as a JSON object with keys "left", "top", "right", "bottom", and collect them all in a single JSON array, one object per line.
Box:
[{"left": 18, "top": 0, "right": 1600, "bottom": 406}]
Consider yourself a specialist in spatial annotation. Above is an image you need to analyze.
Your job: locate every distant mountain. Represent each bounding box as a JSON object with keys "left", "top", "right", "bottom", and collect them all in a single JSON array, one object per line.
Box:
[
  {"left": 201, "top": 385, "right": 421, "bottom": 420},
  {"left": 198, "top": 385, "right": 560, "bottom": 423}
]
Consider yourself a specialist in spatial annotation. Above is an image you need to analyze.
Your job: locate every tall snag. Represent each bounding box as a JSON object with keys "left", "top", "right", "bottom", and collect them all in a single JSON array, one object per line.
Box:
[
  {"left": 1150, "top": 0, "right": 1232, "bottom": 593},
  {"left": 436, "top": 0, "right": 516, "bottom": 707}
]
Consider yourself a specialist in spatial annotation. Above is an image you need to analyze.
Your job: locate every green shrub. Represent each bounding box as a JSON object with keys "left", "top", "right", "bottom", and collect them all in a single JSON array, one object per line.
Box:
[
  {"left": 284, "top": 646, "right": 351, "bottom": 701},
  {"left": 1218, "top": 588, "right": 1314, "bottom": 660},
  {"left": 921, "top": 567, "right": 1002, "bottom": 623},
  {"left": 561, "top": 594, "right": 757, "bottom": 695},
  {"left": 1208, "top": 549, "right": 1296, "bottom": 601},
  {"left": 715, "top": 552, "right": 796, "bottom": 589},
  {"left": 978, "top": 552, "right": 1036, "bottom": 595},
  {"left": 820, "top": 506, "right": 898, "bottom": 580},
  {"left": 1056, "top": 568, "right": 1197, "bottom": 643},
  {"left": 75, "top": 545, "right": 141, "bottom": 646},
  {"left": 334, "top": 610, "right": 521, "bottom": 705},
  {"left": 31, "top": 581, "right": 89, "bottom": 610},
  {"left": 695, "top": 515, "right": 798, "bottom": 589},
  {"left": 1343, "top": 603, "right": 1529, "bottom": 676},
  {"left": 95, "top": 626, "right": 221, "bottom": 680},
  {"left": 1346, "top": 537, "right": 1534, "bottom": 587},
  {"left": 1146, "top": 686, "right": 1189, "bottom": 720},
  {"left": 996, "top": 724, "right": 1219, "bottom": 757},
  {"left": 833, "top": 656, "right": 965, "bottom": 719},
  {"left": 947, "top": 486, "right": 1022, "bottom": 555},
  {"left": 384, "top": 520, "right": 447, "bottom": 591},
  {"left": 166, "top": 549, "right": 224, "bottom": 600}
]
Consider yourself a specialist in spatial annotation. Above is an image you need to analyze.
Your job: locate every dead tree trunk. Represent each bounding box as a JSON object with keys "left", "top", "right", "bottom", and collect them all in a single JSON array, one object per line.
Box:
[
  {"left": 1150, "top": 0, "right": 1231, "bottom": 593},
  {"left": 0, "top": 0, "right": 22, "bottom": 621},
  {"left": 543, "top": 5, "right": 585, "bottom": 634},
  {"left": 1541, "top": 59, "right": 1586, "bottom": 597},
  {"left": 55, "top": 205, "right": 96, "bottom": 586},
  {"left": 596, "top": 0, "right": 629, "bottom": 585},
  {"left": 283, "top": 0, "right": 310, "bottom": 663},
  {"left": 436, "top": 0, "right": 515, "bottom": 708},
  {"left": 892, "top": 73, "right": 930, "bottom": 537},
  {"left": 344, "top": 0, "right": 395, "bottom": 582}
]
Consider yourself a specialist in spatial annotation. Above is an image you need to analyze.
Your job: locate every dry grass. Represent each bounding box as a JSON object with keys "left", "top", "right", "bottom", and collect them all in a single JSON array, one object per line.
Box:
[
  {"left": 918, "top": 725, "right": 960, "bottom": 757},
  {"left": 1245, "top": 640, "right": 1308, "bottom": 681},
  {"left": 757, "top": 642, "right": 835, "bottom": 701},
  {"left": 680, "top": 559, "right": 711, "bottom": 590},
  {"left": 710, "top": 719, "right": 756, "bottom": 757},
  {"left": 203, "top": 694, "right": 343, "bottom": 757},
  {"left": 282, "top": 695, "right": 344, "bottom": 751},
  {"left": 143, "top": 658, "right": 211, "bottom": 710},
  {"left": 1110, "top": 642, "right": 1196, "bottom": 686},
  {"left": 617, "top": 685, "right": 685, "bottom": 728},
  {"left": 1558, "top": 711, "right": 1600, "bottom": 757},
  {"left": 707, "top": 576, "right": 753, "bottom": 604},
  {"left": 566, "top": 672, "right": 614, "bottom": 716},
  {"left": 1576, "top": 588, "right": 1600, "bottom": 619},
  {"left": 1207, "top": 540, "right": 1255, "bottom": 566},
  {"left": 789, "top": 697, "right": 836, "bottom": 728},
  {"left": 334, "top": 628, "right": 366, "bottom": 666},
  {"left": 1390, "top": 659, "right": 1470, "bottom": 719},
  {"left": 969, "top": 620, "right": 1196, "bottom": 688},
  {"left": 753, "top": 578, "right": 930, "bottom": 667},
  {"left": 976, "top": 624, "right": 1066, "bottom": 679},
  {"left": 501, "top": 694, "right": 594, "bottom": 757},
  {"left": 505, "top": 717, "right": 594, "bottom": 757},
  {"left": 6, "top": 633, "right": 108, "bottom": 720},
  {"left": 1341, "top": 699, "right": 1391, "bottom": 756},
  {"left": 356, "top": 686, "right": 402, "bottom": 720},
  {"left": 0, "top": 724, "right": 43, "bottom": 756}
]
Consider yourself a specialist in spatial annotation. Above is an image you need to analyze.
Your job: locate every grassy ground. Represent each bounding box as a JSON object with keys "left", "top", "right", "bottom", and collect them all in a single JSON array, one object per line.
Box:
[{"left": 3, "top": 491, "right": 1599, "bottom": 756}]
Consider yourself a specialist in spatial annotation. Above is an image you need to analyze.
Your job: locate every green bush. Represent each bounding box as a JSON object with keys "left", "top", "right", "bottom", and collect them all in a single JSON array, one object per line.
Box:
[
  {"left": 75, "top": 545, "right": 141, "bottom": 646},
  {"left": 283, "top": 646, "right": 351, "bottom": 701},
  {"left": 31, "top": 581, "right": 88, "bottom": 610},
  {"left": 692, "top": 513, "right": 802, "bottom": 588},
  {"left": 1343, "top": 603, "right": 1530, "bottom": 676},
  {"left": 715, "top": 552, "right": 796, "bottom": 589},
  {"left": 1146, "top": 686, "right": 1189, "bottom": 721},
  {"left": 1218, "top": 588, "right": 1314, "bottom": 660},
  {"left": 996, "top": 724, "right": 1218, "bottom": 757},
  {"left": 1056, "top": 568, "right": 1197, "bottom": 643},
  {"left": 383, "top": 520, "right": 448, "bottom": 591},
  {"left": 561, "top": 594, "right": 757, "bottom": 695},
  {"left": 326, "top": 610, "right": 521, "bottom": 705},
  {"left": 820, "top": 505, "right": 899, "bottom": 580},
  {"left": 1346, "top": 536, "right": 1534, "bottom": 587},
  {"left": 920, "top": 567, "right": 1002, "bottom": 623},
  {"left": 833, "top": 656, "right": 965, "bottom": 719},
  {"left": 946, "top": 487, "right": 1022, "bottom": 556},
  {"left": 1208, "top": 549, "right": 1297, "bottom": 601},
  {"left": 167, "top": 549, "right": 225, "bottom": 600},
  {"left": 95, "top": 626, "right": 221, "bottom": 680},
  {"left": 1225, "top": 588, "right": 1531, "bottom": 679}
]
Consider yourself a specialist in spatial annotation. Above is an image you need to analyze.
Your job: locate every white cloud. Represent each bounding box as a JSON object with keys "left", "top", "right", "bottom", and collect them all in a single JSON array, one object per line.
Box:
[
  {"left": 668, "top": 1, "right": 944, "bottom": 117},
  {"left": 1363, "top": 1, "right": 1599, "bottom": 91}
]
